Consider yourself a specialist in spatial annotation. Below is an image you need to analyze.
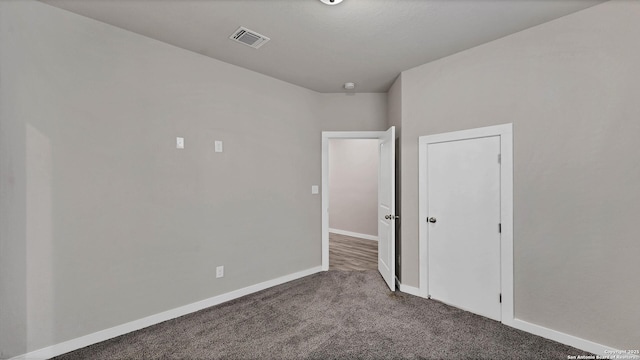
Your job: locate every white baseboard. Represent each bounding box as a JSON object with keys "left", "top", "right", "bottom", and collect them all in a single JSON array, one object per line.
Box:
[
  {"left": 504, "top": 318, "right": 638, "bottom": 358},
  {"left": 12, "top": 266, "right": 635, "bottom": 360},
  {"left": 10, "top": 266, "right": 323, "bottom": 360},
  {"left": 395, "top": 276, "right": 421, "bottom": 297},
  {"left": 396, "top": 283, "right": 634, "bottom": 358},
  {"left": 329, "top": 228, "right": 378, "bottom": 242}
]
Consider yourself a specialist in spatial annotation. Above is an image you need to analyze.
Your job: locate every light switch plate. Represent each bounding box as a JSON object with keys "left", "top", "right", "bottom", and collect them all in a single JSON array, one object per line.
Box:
[
  {"left": 176, "top": 137, "right": 184, "bottom": 149},
  {"left": 215, "top": 141, "right": 223, "bottom": 153},
  {"left": 311, "top": 185, "right": 319, "bottom": 195}
]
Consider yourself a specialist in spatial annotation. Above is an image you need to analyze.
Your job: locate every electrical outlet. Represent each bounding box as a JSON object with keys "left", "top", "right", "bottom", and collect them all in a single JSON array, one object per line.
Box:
[
  {"left": 176, "top": 137, "right": 184, "bottom": 149},
  {"left": 216, "top": 265, "right": 224, "bottom": 278}
]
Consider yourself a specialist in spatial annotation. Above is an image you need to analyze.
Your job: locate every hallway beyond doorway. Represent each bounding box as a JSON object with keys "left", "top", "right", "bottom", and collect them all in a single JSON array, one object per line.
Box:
[{"left": 329, "top": 233, "right": 377, "bottom": 271}]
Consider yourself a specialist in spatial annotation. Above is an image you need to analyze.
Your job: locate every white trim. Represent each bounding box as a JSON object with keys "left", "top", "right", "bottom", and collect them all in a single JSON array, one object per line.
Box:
[
  {"left": 415, "top": 123, "right": 636, "bottom": 358},
  {"left": 418, "top": 123, "right": 514, "bottom": 321},
  {"left": 500, "top": 126, "right": 514, "bottom": 322},
  {"left": 397, "top": 280, "right": 421, "bottom": 297},
  {"left": 321, "top": 131, "right": 385, "bottom": 271},
  {"left": 418, "top": 139, "right": 429, "bottom": 298},
  {"left": 419, "top": 123, "right": 511, "bottom": 145},
  {"left": 10, "top": 266, "right": 323, "bottom": 360},
  {"left": 506, "top": 319, "right": 639, "bottom": 358},
  {"left": 328, "top": 228, "right": 378, "bottom": 242}
]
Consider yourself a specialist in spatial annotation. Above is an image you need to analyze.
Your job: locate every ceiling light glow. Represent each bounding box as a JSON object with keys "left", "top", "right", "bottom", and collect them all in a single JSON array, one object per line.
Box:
[{"left": 319, "top": 0, "right": 343, "bottom": 5}]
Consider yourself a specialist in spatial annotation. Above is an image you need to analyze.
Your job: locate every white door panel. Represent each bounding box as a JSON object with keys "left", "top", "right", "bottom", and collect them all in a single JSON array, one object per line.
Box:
[
  {"left": 428, "top": 136, "right": 501, "bottom": 320},
  {"left": 378, "top": 126, "right": 395, "bottom": 291}
]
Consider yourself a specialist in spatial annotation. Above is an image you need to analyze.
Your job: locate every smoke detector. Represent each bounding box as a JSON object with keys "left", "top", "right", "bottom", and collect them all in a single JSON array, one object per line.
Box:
[
  {"left": 229, "top": 27, "right": 270, "bottom": 49},
  {"left": 320, "top": 0, "right": 343, "bottom": 5}
]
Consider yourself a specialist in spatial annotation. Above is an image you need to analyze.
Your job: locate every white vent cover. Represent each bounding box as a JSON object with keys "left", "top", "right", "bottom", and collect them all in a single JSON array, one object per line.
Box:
[{"left": 229, "top": 27, "right": 270, "bottom": 49}]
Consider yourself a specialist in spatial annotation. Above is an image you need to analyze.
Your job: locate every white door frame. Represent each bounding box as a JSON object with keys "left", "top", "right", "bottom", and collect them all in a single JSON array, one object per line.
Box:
[
  {"left": 418, "top": 123, "right": 514, "bottom": 323},
  {"left": 321, "top": 131, "right": 385, "bottom": 271}
]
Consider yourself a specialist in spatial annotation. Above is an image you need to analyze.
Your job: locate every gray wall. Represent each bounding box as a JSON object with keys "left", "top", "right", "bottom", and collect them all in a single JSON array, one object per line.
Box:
[
  {"left": 386, "top": 76, "right": 402, "bottom": 132},
  {"left": 398, "top": 0, "right": 639, "bottom": 350},
  {"left": 0, "top": 1, "right": 386, "bottom": 357},
  {"left": 328, "top": 139, "right": 378, "bottom": 237},
  {"left": 318, "top": 93, "right": 388, "bottom": 131}
]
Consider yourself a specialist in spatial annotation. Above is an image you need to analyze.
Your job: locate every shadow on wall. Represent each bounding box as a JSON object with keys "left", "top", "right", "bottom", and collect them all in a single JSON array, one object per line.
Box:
[
  {"left": 1, "top": 119, "right": 26, "bottom": 356},
  {"left": 1, "top": 123, "right": 56, "bottom": 357},
  {"left": 24, "top": 124, "right": 55, "bottom": 352}
]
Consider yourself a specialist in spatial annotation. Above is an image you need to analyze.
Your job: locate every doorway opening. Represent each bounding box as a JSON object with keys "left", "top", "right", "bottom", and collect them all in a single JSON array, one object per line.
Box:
[
  {"left": 328, "top": 138, "right": 379, "bottom": 271},
  {"left": 321, "top": 128, "right": 397, "bottom": 291}
]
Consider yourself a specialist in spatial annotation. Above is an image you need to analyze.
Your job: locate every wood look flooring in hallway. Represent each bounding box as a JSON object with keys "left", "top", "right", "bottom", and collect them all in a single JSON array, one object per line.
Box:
[{"left": 329, "top": 232, "right": 378, "bottom": 271}]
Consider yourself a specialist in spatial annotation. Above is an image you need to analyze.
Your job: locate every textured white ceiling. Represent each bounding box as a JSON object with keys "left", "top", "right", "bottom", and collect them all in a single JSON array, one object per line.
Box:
[{"left": 41, "top": 0, "right": 603, "bottom": 93}]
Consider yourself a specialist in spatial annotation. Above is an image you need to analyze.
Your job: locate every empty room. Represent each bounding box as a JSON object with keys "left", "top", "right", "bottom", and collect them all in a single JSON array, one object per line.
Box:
[{"left": 1, "top": 0, "right": 638, "bottom": 359}]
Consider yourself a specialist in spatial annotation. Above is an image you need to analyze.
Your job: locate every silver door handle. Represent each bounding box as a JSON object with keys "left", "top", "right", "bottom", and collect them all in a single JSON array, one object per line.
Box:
[{"left": 428, "top": 217, "right": 437, "bottom": 223}]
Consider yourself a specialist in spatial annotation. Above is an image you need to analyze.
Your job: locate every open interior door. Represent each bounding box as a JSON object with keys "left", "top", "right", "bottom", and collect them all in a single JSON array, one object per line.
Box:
[{"left": 378, "top": 126, "right": 396, "bottom": 291}]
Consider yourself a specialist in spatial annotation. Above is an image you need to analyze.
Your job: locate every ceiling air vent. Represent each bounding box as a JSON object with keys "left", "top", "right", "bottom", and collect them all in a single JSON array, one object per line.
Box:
[{"left": 229, "top": 27, "right": 270, "bottom": 49}]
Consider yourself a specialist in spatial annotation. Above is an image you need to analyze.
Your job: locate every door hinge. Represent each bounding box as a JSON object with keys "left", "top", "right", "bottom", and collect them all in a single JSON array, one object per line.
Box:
[
  {"left": 498, "top": 223, "right": 502, "bottom": 233},
  {"left": 499, "top": 293, "right": 502, "bottom": 303},
  {"left": 498, "top": 154, "right": 501, "bottom": 164}
]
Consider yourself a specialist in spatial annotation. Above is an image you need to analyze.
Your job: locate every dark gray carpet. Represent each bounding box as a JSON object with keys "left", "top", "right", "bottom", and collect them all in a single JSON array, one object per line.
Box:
[{"left": 55, "top": 271, "right": 591, "bottom": 359}]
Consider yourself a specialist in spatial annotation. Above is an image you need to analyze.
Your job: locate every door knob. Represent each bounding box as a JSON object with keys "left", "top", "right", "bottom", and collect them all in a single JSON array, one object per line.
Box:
[{"left": 428, "top": 217, "right": 437, "bottom": 223}]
